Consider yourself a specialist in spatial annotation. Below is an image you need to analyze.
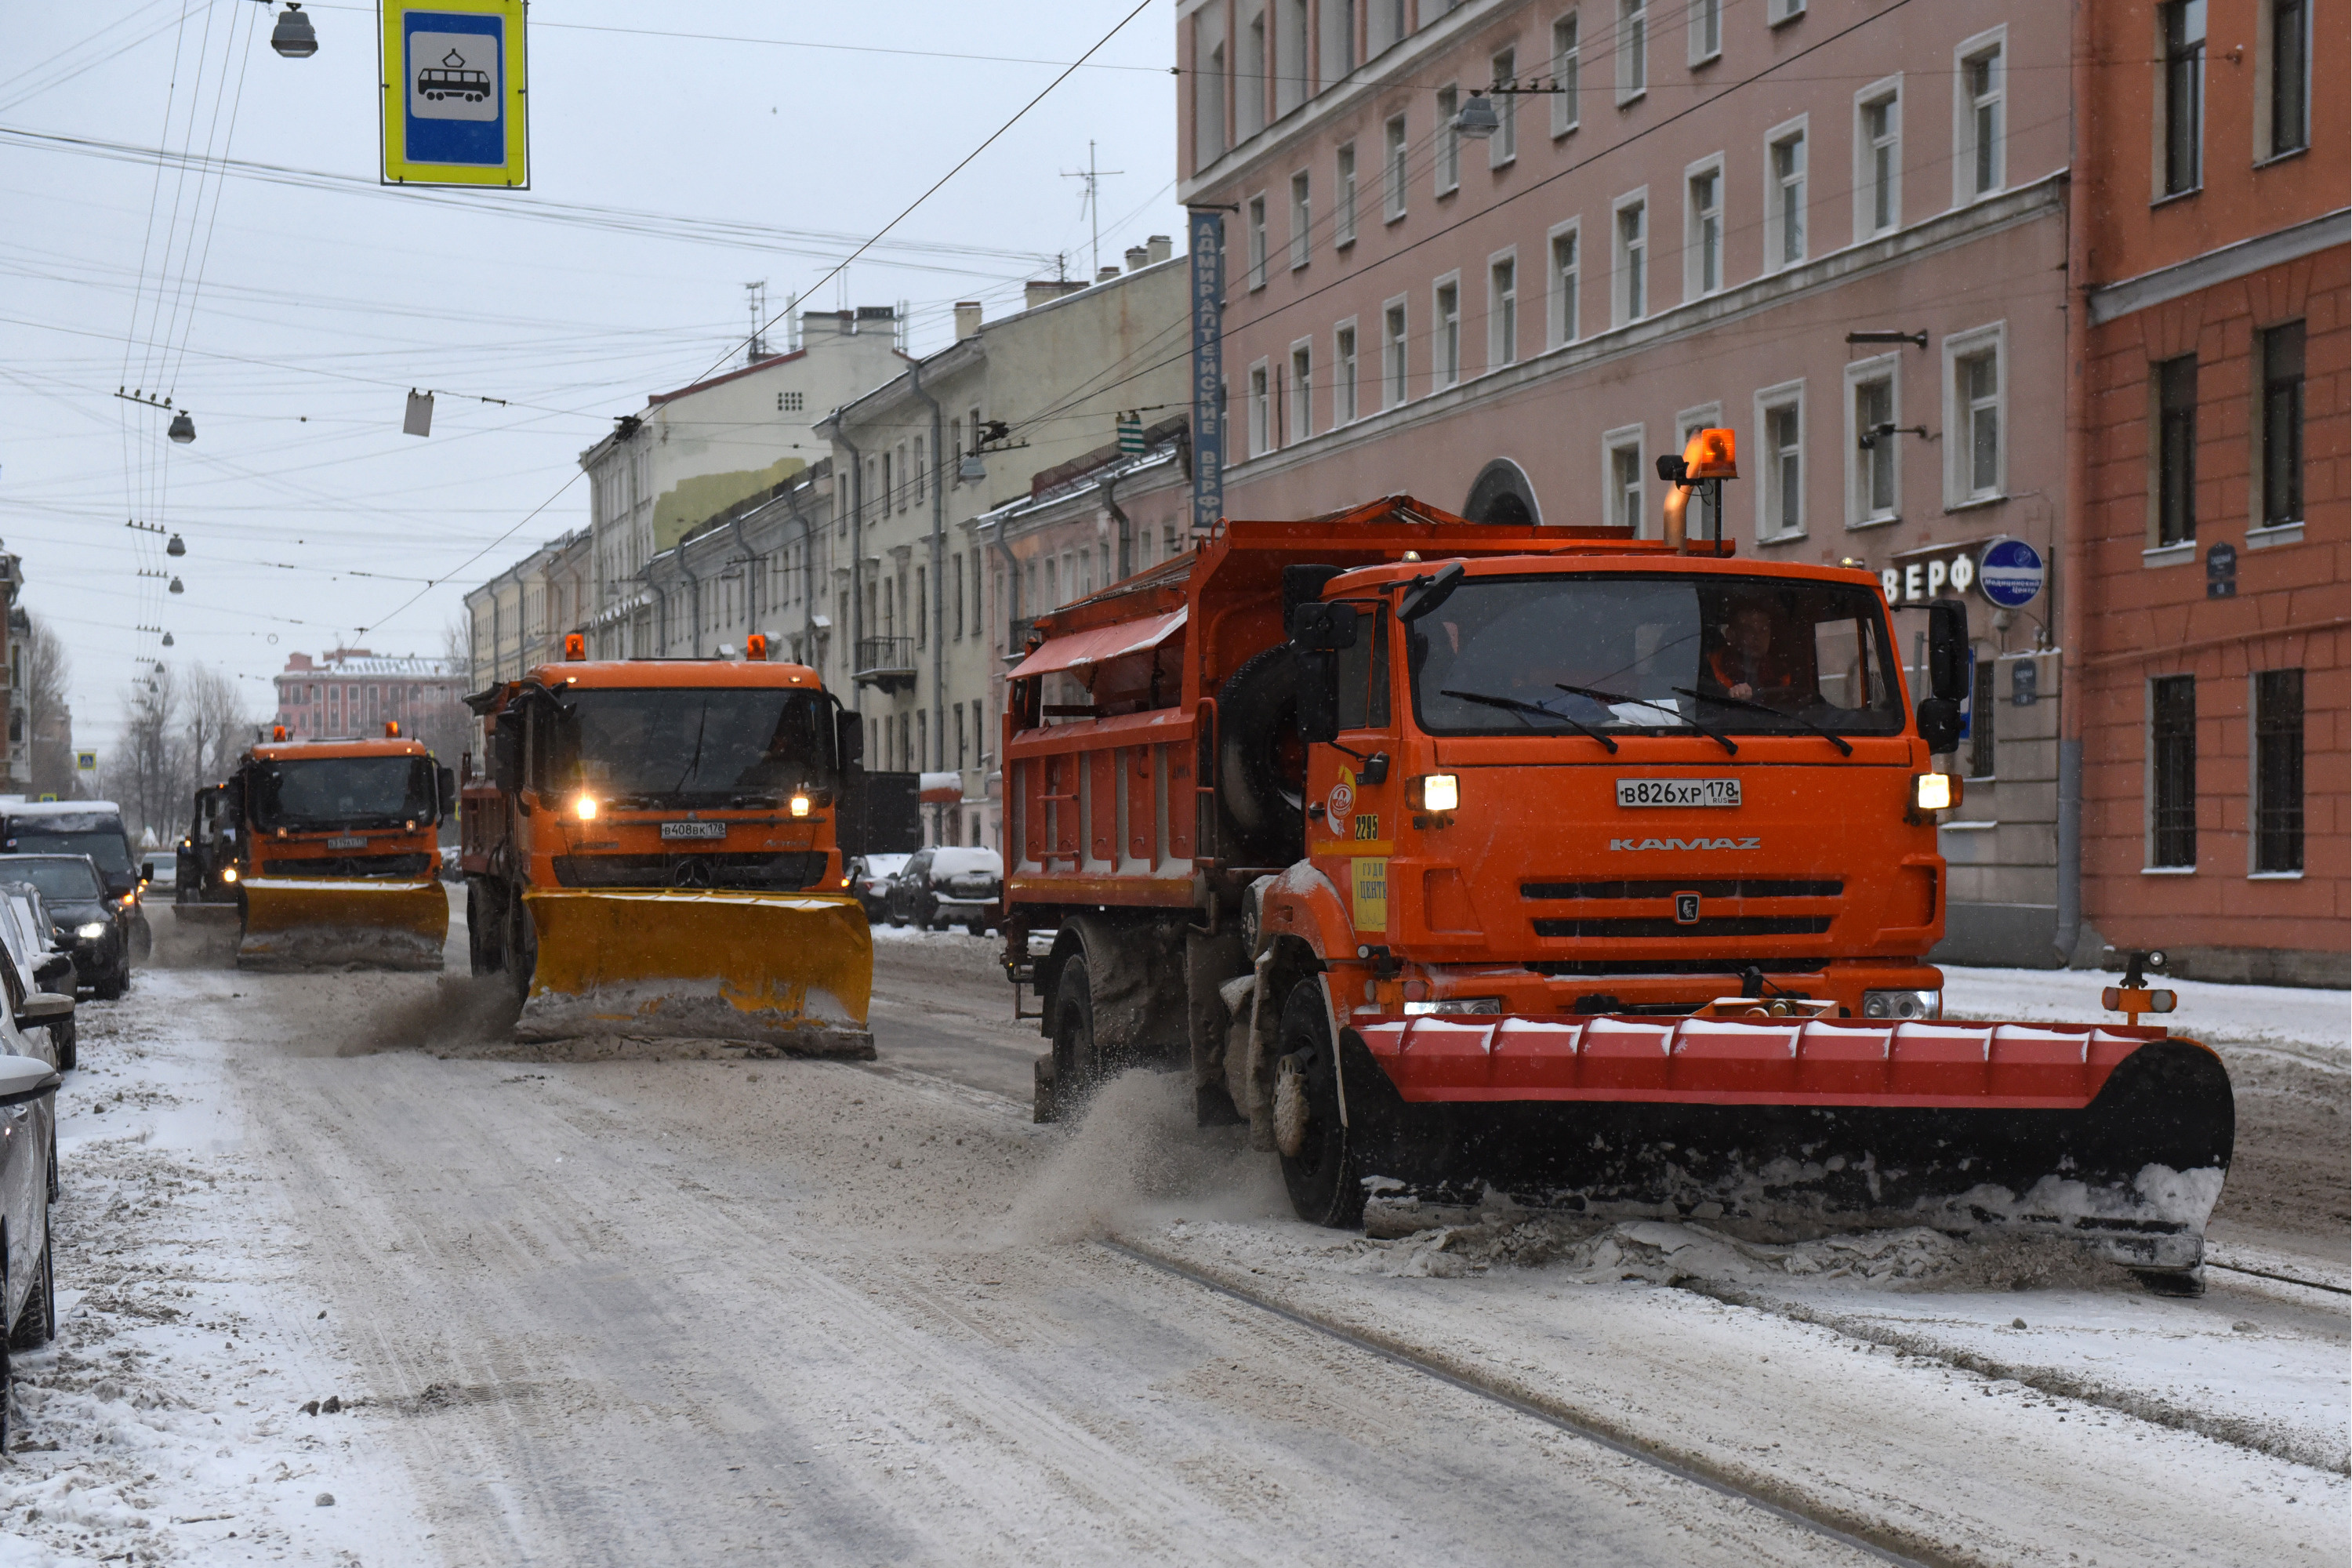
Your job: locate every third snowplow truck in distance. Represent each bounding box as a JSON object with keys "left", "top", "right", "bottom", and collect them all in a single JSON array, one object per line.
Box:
[
  {"left": 1000, "top": 437, "right": 2234, "bottom": 1286},
  {"left": 461, "top": 637, "right": 916, "bottom": 1054}
]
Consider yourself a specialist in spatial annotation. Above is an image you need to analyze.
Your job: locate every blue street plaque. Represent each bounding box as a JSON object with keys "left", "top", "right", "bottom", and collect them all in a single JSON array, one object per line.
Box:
[{"left": 1976, "top": 537, "right": 2044, "bottom": 609}]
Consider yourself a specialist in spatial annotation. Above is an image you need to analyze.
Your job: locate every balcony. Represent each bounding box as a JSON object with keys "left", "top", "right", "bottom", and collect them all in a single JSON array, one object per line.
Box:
[{"left": 854, "top": 635, "right": 916, "bottom": 694}]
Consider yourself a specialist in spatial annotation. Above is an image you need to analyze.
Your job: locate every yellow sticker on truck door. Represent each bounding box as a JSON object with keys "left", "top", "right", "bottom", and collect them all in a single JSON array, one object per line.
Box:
[{"left": 1351, "top": 856, "right": 1388, "bottom": 931}]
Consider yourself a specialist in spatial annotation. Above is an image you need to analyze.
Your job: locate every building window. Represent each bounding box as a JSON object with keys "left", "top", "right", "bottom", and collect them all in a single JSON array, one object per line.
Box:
[
  {"left": 1767, "top": 123, "right": 1806, "bottom": 269},
  {"left": 1967, "top": 655, "right": 1997, "bottom": 779},
  {"left": 1335, "top": 322, "right": 1359, "bottom": 424},
  {"left": 1690, "top": 0, "right": 1720, "bottom": 64},
  {"left": 1336, "top": 142, "right": 1357, "bottom": 245},
  {"left": 2259, "top": 321, "right": 2304, "bottom": 528},
  {"left": 1958, "top": 36, "right": 2004, "bottom": 199},
  {"left": 1769, "top": 0, "right": 1805, "bottom": 21},
  {"left": 1436, "top": 85, "right": 1461, "bottom": 192},
  {"left": 1849, "top": 365, "right": 1898, "bottom": 525},
  {"left": 2252, "top": 668, "right": 2304, "bottom": 873},
  {"left": 1193, "top": 20, "right": 1226, "bottom": 167},
  {"left": 1489, "top": 255, "right": 1517, "bottom": 369},
  {"left": 1550, "top": 223, "right": 1580, "bottom": 344},
  {"left": 1605, "top": 429, "right": 1645, "bottom": 532},
  {"left": 1369, "top": 0, "right": 1405, "bottom": 55},
  {"left": 1384, "top": 300, "right": 1408, "bottom": 407},
  {"left": 1290, "top": 342, "right": 1313, "bottom": 441},
  {"left": 2149, "top": 675, "right": 2197, "bottom": 868},
  {"left": 1490, "top": 48, "right": 1518, "bottom": 165},
  {"left": 1857, "top": 84, "right": 1900, "bottom": 238},
  {"left": 1435, "top": 278, "right": 1461, "bottom": 387},
  {"left": 1289, "top": 171, "right": 1311, "bottom": 268},
  {"left": 1248, "top": 361, "right": 1270, "bottom": 456},
  {"left": 1384, "top": 114, "right": 1408, "bottom": 220},
  {"left": 1685, "top": 162, "right": 1722, "bottom": 298},
  {"left": 1552, "top": 11, "right": 1581, "bottom": 135},
  {"left": 2264, "top": 0, "right": 2310, "bottom": 157},
  {"left": 1756, "top": 385, "right": 1804, "bottom": 538},
  {"left": 1943, "top": 326, "right": 2005, "bottom": 506},
  {"left": 2157, "top": 354, "right": 2198, "bottom": 545},
  {"left": 1616, "top": 0, "right": 1647, "bottom": 104},
  {"left": 1240, "top": 7, "right": 1266, "bottom": 140},
  {"left": 1247, "top": 194, "right": 1268, "bottom": 289},
  {"left": 1319, "top": 0, "right": 1354, "bottom": 82},
  {"left": 1613, "top": 195, "right": 1646, "bottom": 325},
  {"left": 2161, "top": 1, "right": 2204, "bottom": 195}
]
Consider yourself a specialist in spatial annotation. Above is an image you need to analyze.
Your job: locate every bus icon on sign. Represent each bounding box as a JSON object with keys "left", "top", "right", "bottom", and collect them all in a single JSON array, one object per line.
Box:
[{"left": 419, "top": 50, "right": 491, "bottom": 102}]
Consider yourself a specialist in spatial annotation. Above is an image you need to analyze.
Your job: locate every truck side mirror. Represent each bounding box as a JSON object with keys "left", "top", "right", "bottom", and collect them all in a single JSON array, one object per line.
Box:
[
  {"left": 835, "top": 709, "right": 865, "bottom": 771},
  {"left": 437, "top": 766, "right": 457, "bottom": 818},
  {"left": 1398, "top": 562, "right": 1467, "bottom": 624},
  {"left": 1926, "top": 597, "right": 1969, "bottom": 700},
  {"left": 489, "top": 718, "right": 522, "bottom": 793},
  {"left": 1915, "top": 698, "right": 1962, "bottom": 754},
  {"left": 1287, "top": 601, "right": 1357, "bottom": 651},
  {"left": 140, "top": 861, "right": 155, "bottom": 884},
  {"left": 1295, "top": 648, "right": 1340, "bottom": 745}
]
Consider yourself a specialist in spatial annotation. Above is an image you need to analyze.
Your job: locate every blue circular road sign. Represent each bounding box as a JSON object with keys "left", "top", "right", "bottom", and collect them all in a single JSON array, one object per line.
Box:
[{"left": 1976, "top": 538, "right": 2045, "bottom": 608}]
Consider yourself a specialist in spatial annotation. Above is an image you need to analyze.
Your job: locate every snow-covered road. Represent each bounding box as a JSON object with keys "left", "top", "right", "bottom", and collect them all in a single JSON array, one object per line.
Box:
[{"left": 0, "top": 931, "right": 2341, "bottom": 1566}]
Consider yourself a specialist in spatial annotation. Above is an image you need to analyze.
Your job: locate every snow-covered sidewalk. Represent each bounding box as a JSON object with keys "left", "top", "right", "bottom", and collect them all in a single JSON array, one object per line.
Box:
[{"left": 1941, "top": 965, "right": 2349, "bottom": 1069}]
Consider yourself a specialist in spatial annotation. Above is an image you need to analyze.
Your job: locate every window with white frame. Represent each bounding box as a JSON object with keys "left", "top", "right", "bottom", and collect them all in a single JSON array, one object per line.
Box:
[
  {"left": 1755, "top": 383, "right": 1806, "bottom": 539},
  {"left": 1616, "top": 0, "right": 1647, "bottom": 103},
  {"left": 1290, "top": 171, "right": 1311, "bottom": 268},
  {"left": 1247, "top": 194, "right": 1268, "bottom": 289},
  {"left": 1676, "top": 403, "right": 1723, "bottom": 538},
  {"left": 1549, "top": 222, "right": 1580, "bottom": 344},
  {"left": 1613, "top": 193, "right": 1647, "bottom": 325},
  {"left": 1490, "top": 48, "right": 1518, "bottom": 165},
  {"left": 1385, "top": 114, "right": 1409, "bottom": 220},
  {"left": 1335, "top": 321, "right": 1359, "bottom": 424},
  {"left": 1854, "top": 81, "right": 1901, "bottom": 240},
  {"left": 1684, "top": 158, "right": 1723, "bottom": 299},
  {"left": 1435, "top": 277, "right": 1462, "bottom": 387},
  {"left": 1489, "top": 253, "right": 1518, "bottom": 369},
  {"left": 1436, "top": 85, "right": 1461, "bottom": 192},
  {"left": 1290, "top": 342, "right": 1314, "bottom": 441},
  {"left": 1689, "top": 0, "right": 1721, "bottom": 65},
  {"left": 1844, "top": 356, "right": 1900, "bottom": 527},
  {"left": 1552, "top": 11, "right": 1581, "bottom": 135},
  {"left": 1248, "top": 360, "right": 1271, "bottom": 456},
  {"left": 1603, "top": 426, "right": 1645, "bottom": 532},
  {"left": 1383, "top": 299, "right": 1409, "bottom": 407},
  {"left": 1336, "top": 142, "right": 1358, "bottom": 245},
  {"left": 1943, "top": 323, "right": 2006, "bottom": 506},
  {"left": 1766, "top": 120, "right": 1806, "bottom": 270},
  {"left": 1957, "top": 31, "right": 2005, "bottom": 201},
  {"left": 1769, "top": 0, "right": 1805, "bottom": 22}
]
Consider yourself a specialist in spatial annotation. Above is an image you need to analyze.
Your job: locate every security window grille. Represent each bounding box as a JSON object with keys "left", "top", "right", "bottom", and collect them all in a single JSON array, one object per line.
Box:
[
  {"left": 1385, "top": 303, "right": 1408, "bottom": 407},
  {"left": 1967, "top": 656, "right": 1996, "bottom": 779},
  {"left": 1290, "top": 345, "right": 1313, "bottom": 441},
  {"left": 1764, "top": 401, "right": 1802, "bottom": 535},
  {"left": 1247, "top": 197, "right": 1268, "bottom": 289},
  {"left": 1336, "top": 143, "right": 1357, "bottom": 244},
  {"left": 1689, "top": 169, "right": 1722, "bottom": 295},
  {"left": 1856, "top": 376, "right": 1896, "bottom": 519},
  {"left": 1616, "top": 201, "right": 1646, "bottom": 323},
  {"left": 2157, "top": 354, "right": 2197, "bottom": 545},
  {"left": 1617, "top": 0, "right": 1648, "bottom": 103},
  {"left": 1436, "top": 281, "right": 1461, "bottom": 387},
  {"left": 1552, "top": 13, "right": 1581, "bottom": 134},
  {"left": 1962, "top": 349, "right": 2001, "bottom": 499},
  {"left": 1862, "top": 95, "right": 1898, "bottom": 234},
  {"left": 1385, "top": 115, "right": 1409, "bottom": 219},
  {"left": 1963, "top": 46, "right": 2003, "bottom": 196},
  {"left": 1490, "top": 257, "right": 1517, "bottom": 368},
  {"left": 1771, "top": 132, "right": 1806, "bottom": 267},
  {"left": 1290, "top": 172, "right": 1311, "bottom": 268},
  {"left": 1336, "top": 325, "right": 1358, "bottom": 424},
  {"left": 1490, "top": 49, "right": 1518, "bottom": 165},
  {"left": 2150, "top": 675, "right": 2197, "bottom": 867},
  {"left": 2163, "top": 0, "right": 2205, "bottom": 194},
  {"left": 2260, "top": 321, "right": 2304, "bottom": 527},
  {"left": 1552, "top": 229, "right": 1580, "bottom": 344},
  {"left": 1610, "top": 443, "right": 1644, "bottom": 532},
  {"left": 2253, "top": 668, "right": 2304, "bottom": 873},
  {"left": 2270, "top": 0, "right": 2308, "bottom": 152}
]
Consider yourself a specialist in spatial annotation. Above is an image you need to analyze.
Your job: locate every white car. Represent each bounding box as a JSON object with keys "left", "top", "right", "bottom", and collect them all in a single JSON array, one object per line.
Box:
[{"left": 0, "top": 1046, "right": 60, "bottom": 1450}]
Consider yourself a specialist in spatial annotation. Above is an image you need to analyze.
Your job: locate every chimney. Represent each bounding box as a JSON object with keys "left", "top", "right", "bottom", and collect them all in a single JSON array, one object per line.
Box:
[
  {"left": 1095, "top": 265, "right": 1121, "bottom": 284},
  {"left": 953, "top": 301, "right": 983, "bottom": 339},
  {"left": 1124, "top": 245, "right": 1149, "bottom": 272},
  {"left": 1024, "top": 278, "right": 1087, "bottom": 310},
  {"left": 1146, "top": 234, "right": 1173, "bottom": 265},
  {"left": 804, "top": 310, "right": 852, "bottom": 336}
]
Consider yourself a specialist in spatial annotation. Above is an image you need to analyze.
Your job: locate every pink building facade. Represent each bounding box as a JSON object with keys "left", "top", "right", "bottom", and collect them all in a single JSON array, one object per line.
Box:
[{"left": 1179, "top": 0, "right": 2078, "bottom": 964}]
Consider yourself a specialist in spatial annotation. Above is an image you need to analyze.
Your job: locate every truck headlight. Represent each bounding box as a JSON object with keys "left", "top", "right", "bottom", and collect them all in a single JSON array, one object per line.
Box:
[
  {"left": 1911, "top": 773, "right": 1957, "bottom": 811},
  {"left": 1403, "top": 996, "right": 1501, "bottom": 1016},
  {"left": 1862, "top": 989, "right": 1941, "bottom": 1020},
  {"left": 221, "top": 866, "right": 238, "bottom": 884},
  {"left": 789, "top": 793, "right": 811, "bottom": 818},
  {"left": 572, "top": 793, "right": 598, "bottom": 821},
  {"left": 1408, "top": 774, "right": 1459, "bottom": 812},
  {"left": 76, "top": 922, "right": 108, "bottom": 939}
]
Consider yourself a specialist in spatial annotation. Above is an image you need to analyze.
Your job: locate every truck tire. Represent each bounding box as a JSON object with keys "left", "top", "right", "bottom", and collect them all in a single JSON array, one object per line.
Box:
[
  {"left": 466, "top": 880, "right": 503, "bottom": 976},
  {"left": 1216, "top": 646, "right": 1306, "bottom": 866},
  {"left": 1277, "top": 979, "right": 1365, "bottom": 1228},
  {"left": 504, "top": 894, "right": 536, "bottom": 1002},
  {"left": 1051, "top": 954, "right": 1109, "bottom": 1109}
]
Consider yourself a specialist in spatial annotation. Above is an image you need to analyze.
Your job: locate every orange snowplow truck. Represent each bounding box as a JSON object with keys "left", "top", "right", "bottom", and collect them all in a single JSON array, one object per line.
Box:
[
  {"left": 227, "top": 726, "right": 453, "bottom": 969},
  {"left": 461, "top": 638, "right": 914, "bottom": 1054},
  {"left": 1003, "top": 454, "right": 2232, "bottom": 1283}
]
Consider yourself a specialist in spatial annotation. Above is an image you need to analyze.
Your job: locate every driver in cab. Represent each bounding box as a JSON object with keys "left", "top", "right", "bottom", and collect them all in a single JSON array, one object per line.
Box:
[{"left": 1703, "top": 599, "right": 1800, "bottom": 702}]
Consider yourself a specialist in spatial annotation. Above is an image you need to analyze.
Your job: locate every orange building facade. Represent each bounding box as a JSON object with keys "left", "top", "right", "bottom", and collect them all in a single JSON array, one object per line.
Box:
[{"left": 2066, "top": 0, "right": 2347, "bottom": 983}]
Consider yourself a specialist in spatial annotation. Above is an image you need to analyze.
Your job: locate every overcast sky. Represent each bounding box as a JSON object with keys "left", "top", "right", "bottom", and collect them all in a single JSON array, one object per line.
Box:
[{"left": 0, "top": 0, "right": 1182, "bottom": 757}]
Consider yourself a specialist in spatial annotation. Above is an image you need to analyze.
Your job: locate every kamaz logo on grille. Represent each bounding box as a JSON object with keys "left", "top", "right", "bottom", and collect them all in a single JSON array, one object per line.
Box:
[{"left": 1610, "top": 836, "right": 1763, "bottom": 851}]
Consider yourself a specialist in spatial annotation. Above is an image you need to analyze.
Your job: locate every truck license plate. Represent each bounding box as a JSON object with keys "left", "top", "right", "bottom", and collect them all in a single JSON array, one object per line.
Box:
[
  {"left": 1616, "top": 779, "right": 1740, "bottom": 808},
  {"left": 660, "top": 821, "right": 727, "bottom": 840},
  {"left": 326, "top": 836, "right": 366, "bottom": 850}
]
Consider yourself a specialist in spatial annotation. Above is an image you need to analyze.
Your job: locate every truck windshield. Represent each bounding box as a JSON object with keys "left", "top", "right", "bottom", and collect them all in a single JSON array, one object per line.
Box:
[
  {"left": 7, "top": 823, "right": 133, "bottom": 877},
  {"left": 249, "top": 757, "right": 437, "bottom": 830},
  {"left": 536, "top": 688, "right": 836, "bottom": 809},
  {"left": 1409, "top": 574, "right": 1903, "bottom": 738}
]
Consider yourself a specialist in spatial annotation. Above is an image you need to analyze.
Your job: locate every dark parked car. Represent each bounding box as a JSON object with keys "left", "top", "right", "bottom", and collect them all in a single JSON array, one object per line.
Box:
[
  {"left": 0, "top": 856, "right": 130, "bottom": 999},
  {"left": 848, "top": 853, "right": 911, "bottom": 922},
  {"left": 0, "top": 803, "right": 151, "bottom": 962},
  {"left": 885, "top": 846, "right": 1004, "bottom": 935}
]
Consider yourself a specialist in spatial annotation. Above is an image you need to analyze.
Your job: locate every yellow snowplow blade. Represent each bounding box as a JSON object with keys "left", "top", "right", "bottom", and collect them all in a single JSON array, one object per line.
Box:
[
  {"left": 515, "top": 887, "right": 874, "bottom": 1056},
  {"left": 237, "top": 877, "right": 448, "bottom": 971}
]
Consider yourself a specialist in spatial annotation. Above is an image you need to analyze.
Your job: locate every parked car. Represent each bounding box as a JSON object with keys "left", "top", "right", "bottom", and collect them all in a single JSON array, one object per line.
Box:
[
  {"left": 848, "top": 853, "right": 911, "bottom": 922},
  {"left": 885, "top": 846, "right": 1004, "bottom": 935},
  {"left": 0, "top": 1040, "right": 63, "bottom": 1447},
  {"left": 0, "top": 856, "right": 130, "bottom": 1000},
  {"left": 0, "top": 802, "right": 152, "bottom": 962},
  {"left": 0, "top": 884, "right": 76, "bottom": 1071}
]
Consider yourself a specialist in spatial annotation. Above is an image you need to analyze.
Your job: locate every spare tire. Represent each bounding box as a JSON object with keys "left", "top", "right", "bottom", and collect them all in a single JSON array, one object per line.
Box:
[{"left": 1217, "top": 645, "right": 1306, "bottom": 866}]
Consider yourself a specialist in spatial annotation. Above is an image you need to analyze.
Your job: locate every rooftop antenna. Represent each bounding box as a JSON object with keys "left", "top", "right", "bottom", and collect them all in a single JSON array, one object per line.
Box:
[
  {"left": 1061, "top": 140, "right": 1126, "bottom": 278},
  {"left": 745, "top": 281, "right": 769, "bottom": 362}
]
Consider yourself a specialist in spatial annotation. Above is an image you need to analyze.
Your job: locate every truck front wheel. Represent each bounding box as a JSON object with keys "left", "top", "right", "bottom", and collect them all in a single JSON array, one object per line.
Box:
[
  {"left": 1051, "top": 955, "right": 1102, "bottom": 1110},
  {"left": 1276, "top": 980, "right": 1365, "bottom": 1228}
]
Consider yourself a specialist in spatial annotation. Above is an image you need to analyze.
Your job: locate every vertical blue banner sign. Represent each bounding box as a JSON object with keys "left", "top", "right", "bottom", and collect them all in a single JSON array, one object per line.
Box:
[{"left": 1187, "top": 209, "right": 1225, "bottom": 535}]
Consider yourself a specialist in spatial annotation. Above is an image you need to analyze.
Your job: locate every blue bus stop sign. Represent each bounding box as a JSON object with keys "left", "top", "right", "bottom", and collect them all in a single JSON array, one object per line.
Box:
[{"left": 1976, "top": 538, "right": 2045, "bottom": 609}]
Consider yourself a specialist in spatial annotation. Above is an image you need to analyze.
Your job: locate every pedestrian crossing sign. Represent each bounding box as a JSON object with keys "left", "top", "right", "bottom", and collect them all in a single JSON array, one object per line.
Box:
[{"left": 379, "top": 0, "right": 528, "bottom": 187}]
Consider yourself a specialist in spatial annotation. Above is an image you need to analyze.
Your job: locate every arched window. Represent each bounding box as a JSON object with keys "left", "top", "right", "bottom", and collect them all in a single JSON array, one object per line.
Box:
[{"left": 1462, "top": 459, "right": 1542, "bottom": 525}]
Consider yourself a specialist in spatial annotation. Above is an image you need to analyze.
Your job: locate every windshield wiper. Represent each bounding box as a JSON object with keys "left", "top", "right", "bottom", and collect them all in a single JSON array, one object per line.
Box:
[
  {"left": 1673, "top": 688, "right": 1854, "bottom": 757},
  {"left": 669, "top": 696, "right": 710, "bottom": 798},
  {"left": 1440, "top": 689, "right": 1619, "bottom": 753},
  {"left": 1555, "top": 682, "right": 1737, "bottom": 756}
]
